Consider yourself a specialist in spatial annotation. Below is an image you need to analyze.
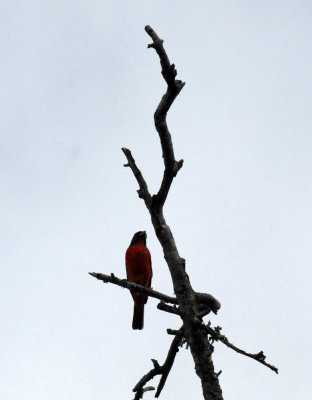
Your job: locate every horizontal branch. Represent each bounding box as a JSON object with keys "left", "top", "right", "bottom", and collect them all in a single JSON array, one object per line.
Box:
[
  {"left": 89, "top": 272, "right": 177, "bottom": 304},
  {"left": 89, "top": 272, "right": 221, "bottom": 314},
  {"left": 206, "top": 324, "right": 278, "bottom": 374}
]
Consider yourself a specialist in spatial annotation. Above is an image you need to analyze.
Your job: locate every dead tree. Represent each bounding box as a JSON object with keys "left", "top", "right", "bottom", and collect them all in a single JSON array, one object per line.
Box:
[{"left": 90, "top": 26, "right": 277, "bottom": 400}]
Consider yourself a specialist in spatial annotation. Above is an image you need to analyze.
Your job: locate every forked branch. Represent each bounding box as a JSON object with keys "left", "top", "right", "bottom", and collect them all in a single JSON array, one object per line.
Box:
[
  {"left": 132, "top": 327, "right": 185, "bottom": 399},
  {"left": 145, "top": 25, "right": 184, "bottom": 210}
]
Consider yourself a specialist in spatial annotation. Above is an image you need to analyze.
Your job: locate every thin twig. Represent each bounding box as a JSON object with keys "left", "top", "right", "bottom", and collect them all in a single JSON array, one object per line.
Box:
[
  {"left": 206, "top": 324, "right": 278, "bottom": 374},
  {"left": 122, "top": 147, "right": 152, "bottom": 209}
]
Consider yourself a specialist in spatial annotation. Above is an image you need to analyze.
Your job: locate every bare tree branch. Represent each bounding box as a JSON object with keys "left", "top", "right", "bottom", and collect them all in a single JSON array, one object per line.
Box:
[
  {"left": 89, "top": 272, "right": 177, "bottom": 304},
  {"left": 89, "top": 272, "right": 221, "bottom": 315},
  {"left": 121, "top": 147, "right": 152, "bottom": 210},
  {"left": 206, "top": 324, "right": 279, "bottom": 374},
  {"left": 145, "top": 25, "right": 184, "bottom": 210},
  {"left": 132, "top": 327, "right": 185, "bottom": 399},
  {"left": 155, "top": 327, "right": 185, "bottom": 397}
]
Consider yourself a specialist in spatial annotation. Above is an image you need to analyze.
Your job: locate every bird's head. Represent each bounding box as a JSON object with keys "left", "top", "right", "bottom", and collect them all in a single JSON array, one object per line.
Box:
[{"left": 130, "top": 231, "right": 147, "bottom": 246}]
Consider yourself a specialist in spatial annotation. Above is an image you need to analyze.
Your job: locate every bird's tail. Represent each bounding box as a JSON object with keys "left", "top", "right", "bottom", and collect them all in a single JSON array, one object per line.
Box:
[{"left": 132, "top": 303, "right": 144, "bottom": 330}]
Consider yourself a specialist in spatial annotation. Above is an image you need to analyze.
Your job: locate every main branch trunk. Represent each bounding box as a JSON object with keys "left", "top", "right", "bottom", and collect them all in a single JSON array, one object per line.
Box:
[{"left": 151, "top": 213, "right": 223, "bottom": 400}]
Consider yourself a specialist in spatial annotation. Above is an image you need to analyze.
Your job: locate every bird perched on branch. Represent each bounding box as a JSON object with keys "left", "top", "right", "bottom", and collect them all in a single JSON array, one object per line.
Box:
[{"left": 125, "top": 231, "right": 152, "bottom": 330}]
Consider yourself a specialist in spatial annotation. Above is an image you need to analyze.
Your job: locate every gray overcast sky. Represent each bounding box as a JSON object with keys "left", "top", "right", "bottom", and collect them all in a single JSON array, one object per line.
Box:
[{"left": 1, "top": 1, "right": 311, "bottom": 399}]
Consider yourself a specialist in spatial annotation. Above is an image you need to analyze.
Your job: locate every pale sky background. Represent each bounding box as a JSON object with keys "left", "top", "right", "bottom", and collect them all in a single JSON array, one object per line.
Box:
[{"left": 1, "top": 1, "right": 311, "bottom": 399}]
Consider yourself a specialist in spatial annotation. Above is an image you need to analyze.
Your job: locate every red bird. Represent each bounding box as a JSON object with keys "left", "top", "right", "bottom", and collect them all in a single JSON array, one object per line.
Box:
[{"left": 125, "top": 231, "right": 152, "bottom": 330}]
